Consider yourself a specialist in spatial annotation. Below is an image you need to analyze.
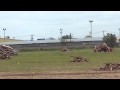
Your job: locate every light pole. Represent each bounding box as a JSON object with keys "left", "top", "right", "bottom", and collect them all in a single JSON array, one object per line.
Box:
[
  {"left": 60, "top": 29, "right": 63, "bottom": 41},
  {"left": 89, "top": 20, "right": 93, "bottom": 37},
  {"left": 3, "top": 28, "right": 6, "bottom": 42}
]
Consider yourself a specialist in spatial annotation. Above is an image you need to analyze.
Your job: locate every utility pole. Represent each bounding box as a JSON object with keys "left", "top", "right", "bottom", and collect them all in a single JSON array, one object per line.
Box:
[
  {"left": 69, "top": 33, "right": 73, "bottom": 45},
  {"left": 70, "top": 33, "right": 71, "bottom": 45},
  {"left": 102, "top": 30, "right": 105, "bottom": 37},
  {"left": 30, "top": 35, "right": 34, "bottom": 41}
]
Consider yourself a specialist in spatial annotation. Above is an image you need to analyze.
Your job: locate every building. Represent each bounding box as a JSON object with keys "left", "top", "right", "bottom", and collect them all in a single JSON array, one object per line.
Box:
[{"left": 0, "top": 37, "right": 103, "bottom": 50}]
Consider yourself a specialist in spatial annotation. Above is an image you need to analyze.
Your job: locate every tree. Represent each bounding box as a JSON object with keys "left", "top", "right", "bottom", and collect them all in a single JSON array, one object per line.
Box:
[
  {"left": 59, "top": 34, "right": 73, "bottom": 46},
  {"left": 47, "top": 37, "right": 56, "bottom": 40},
  {"left": 85, "top": 35, "right": 92, "bottom": 38},
  {"left": 103, "top": 33, "right": 117, "bottom": 47},
  {"left": 119, "top": 38, "right": 120, "bottom": 43},
  {"left": 62, "top": 35, "right": 72, "bottom": 39}
]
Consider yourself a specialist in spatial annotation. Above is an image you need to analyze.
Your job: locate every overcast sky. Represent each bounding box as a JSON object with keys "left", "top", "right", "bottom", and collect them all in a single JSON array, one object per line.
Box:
[{"left": 0, "top": 11, "right": 120, "bottom": 40}]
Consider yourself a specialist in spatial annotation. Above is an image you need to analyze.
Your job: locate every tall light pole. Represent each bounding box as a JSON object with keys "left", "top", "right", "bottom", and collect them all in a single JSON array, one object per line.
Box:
[
  {"left": 60, "top": 29, "right": 63, "bottom": 41},
  {"left": 89, "top": 20, "right": 93, "bottom": 37},
  {"left": 3, "top": 28, "right": 6, "bottom": 42}
]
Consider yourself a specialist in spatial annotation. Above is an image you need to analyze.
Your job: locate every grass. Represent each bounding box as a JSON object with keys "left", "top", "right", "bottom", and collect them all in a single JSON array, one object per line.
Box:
[
  {"left": 0, "top": 47, "right": 120, "bottom": 73},
  {"left": 0, "top": 38, "right": 24, "bottom": 42}
]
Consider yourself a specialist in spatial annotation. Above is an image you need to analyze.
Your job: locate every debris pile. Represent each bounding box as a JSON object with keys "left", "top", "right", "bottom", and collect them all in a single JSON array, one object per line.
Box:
[
  {"left": 99, "top": 63, "right": 120, "bottom": 71},
  {"left": 94, "top": 43, "right": 112, "bottom": 52},
  {"left": 0, "top": 44, "right": 18, "bottom": 60},
  {"left": 61, "top": 48, "right": 68, "bottom": 51},
  {"left": 71, "top": 56, "right": 88, "bottom": 62}
]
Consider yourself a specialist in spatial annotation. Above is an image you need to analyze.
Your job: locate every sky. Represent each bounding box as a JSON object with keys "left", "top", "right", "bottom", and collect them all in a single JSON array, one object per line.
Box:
[{"left": 0, "top": 11, "right": 120, "bottom": 40}]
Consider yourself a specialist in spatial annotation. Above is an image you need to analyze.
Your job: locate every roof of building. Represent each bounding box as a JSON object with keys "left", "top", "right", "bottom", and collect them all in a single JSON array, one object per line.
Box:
[{"left": 0, "top": 37, "right": 103, "bottom": 45}]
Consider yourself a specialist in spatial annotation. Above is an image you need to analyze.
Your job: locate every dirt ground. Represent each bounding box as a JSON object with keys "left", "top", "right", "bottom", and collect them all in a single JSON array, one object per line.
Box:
[{"left": 0, "top": 70, "right": 120, "bottom": 79}]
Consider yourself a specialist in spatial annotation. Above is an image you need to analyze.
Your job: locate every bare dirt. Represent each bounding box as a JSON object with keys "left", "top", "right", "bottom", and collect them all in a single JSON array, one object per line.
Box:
[{"left": 0, "top": 70, "right": 120, "bottom": 79}]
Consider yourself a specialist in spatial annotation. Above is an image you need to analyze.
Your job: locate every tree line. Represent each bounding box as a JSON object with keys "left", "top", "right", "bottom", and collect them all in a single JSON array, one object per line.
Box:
[{"left": 47, "top": 33, "right": 118, "bottom": 47}]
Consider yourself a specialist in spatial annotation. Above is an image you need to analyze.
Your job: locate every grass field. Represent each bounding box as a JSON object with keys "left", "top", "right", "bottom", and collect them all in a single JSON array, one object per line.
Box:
[
  {"left": 0, "top": 38, "right": 23, "bottom": 42},
  {"left": 0, "top": 47, "right": 120, "bottom": 79}
]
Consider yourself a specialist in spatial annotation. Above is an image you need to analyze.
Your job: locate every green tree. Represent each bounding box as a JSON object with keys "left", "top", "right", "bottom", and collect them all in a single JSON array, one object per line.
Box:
[
  {"left": 47, "top": 37, "right": 56, "bottom": 40},
  {"left": 60, "top": 34, "right": 73, "bottom": 46},
  {"left": 62, "top": 34, "right": 72, "bottom": 39},
  {"left": 85, "top": 35, "right": 92, "bottom": 38},
  {"left": 103, "top": 33, "right": 117, "bottom": 47}
]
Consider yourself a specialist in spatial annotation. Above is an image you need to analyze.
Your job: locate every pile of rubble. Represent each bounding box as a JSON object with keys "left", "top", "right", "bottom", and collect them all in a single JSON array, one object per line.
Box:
[
  {"left": 61, "top": 48, "right": 68, "bottom": 51},
  {"left": 71, "top": 56, "right": 88, "bottom": 62},
  {"left": 94, "top": 43, "right": 112, "bottom": 52},
  {"left": 99, "top": 63, "right": 120, "bottom": 71},
  {"left": 0, "top": 44, "right": 18, "bottom": 60}
]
